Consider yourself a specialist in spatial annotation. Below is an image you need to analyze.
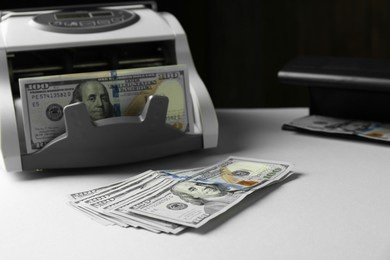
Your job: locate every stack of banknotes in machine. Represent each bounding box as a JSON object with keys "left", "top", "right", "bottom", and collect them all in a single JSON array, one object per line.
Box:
[
  {"left": 68, "top": 156, "right": 294, "bottom": 234},
  {"left": 19, "top": 65, "right": 193, "bottom": 153}
]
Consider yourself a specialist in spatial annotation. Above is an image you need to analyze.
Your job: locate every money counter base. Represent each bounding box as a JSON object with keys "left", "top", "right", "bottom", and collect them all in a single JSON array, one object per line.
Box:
[{"left": 21, "top": 96, "right": 203, "bottom": 170}]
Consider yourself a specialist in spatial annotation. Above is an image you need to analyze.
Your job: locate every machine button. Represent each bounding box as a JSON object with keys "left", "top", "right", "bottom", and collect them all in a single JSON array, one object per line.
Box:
[
  {"left": 49, "top": 21, "right": 63, "bottom": 27},
  {"left": 79, "top": 21, "right": 96, "bottom": 27},
  {"left": 63, "top": 21, "right": 80, "bottom": 27},
  {"left": 111, "top": 17, "right": 124, "bottom": 23},
  {"left": 97, "top": 19, "right": 111, "bottom": 25}
]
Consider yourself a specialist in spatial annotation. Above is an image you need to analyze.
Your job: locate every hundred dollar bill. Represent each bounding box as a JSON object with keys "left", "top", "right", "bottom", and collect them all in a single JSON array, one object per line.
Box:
[
  {"left": 68, "top": 168, "right": 202, "bottom": 233},
  {"left": 19, "top": 65, "right": 193, "bottom": 153},
  {"left": 75, "top": 168, "right": 203, "bottom": 233},
  {"left": 189, "top": 157, "right": 292, "bottom": 191},
  {"left": 285, "top": 115, "right": 390, "bottom": 141},
  {"left": 71, "top": 170, "right": 187, "bottom": 233},
  {"left": 68, "top": 168, "right": 202, "bottom": 201},
  {"left": 110, "top": 157, "right": 293, "bottom": 228}
]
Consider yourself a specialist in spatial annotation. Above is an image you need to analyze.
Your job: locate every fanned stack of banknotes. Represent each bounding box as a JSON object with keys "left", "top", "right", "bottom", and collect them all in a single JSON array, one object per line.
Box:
[{"left": 67, "top": 156, "right": 294, "bottom": 234}]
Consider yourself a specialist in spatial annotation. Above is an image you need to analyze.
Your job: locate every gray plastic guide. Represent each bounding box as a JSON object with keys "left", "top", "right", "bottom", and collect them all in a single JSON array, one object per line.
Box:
[{"left": 21, "top": 96, "right": 203, "bottom": 170}]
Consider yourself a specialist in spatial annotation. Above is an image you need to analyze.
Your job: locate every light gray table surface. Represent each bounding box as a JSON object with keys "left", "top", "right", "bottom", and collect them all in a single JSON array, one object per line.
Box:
[{"left": 1, "top": 108, "right": 390, "bottom": 260}]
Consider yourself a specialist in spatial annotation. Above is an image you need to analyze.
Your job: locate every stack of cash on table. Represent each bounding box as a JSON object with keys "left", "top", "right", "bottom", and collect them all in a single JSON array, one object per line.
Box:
[
  {"left": 284, "top": 115, "right": 390, "bottom": 142},
  {"left": 68, "top": 156, "right": 294, "bottom": 234}
]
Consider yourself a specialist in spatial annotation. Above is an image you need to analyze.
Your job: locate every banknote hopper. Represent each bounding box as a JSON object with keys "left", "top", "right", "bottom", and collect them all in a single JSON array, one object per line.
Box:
[{"left": 0, "top": 2, "right": 218, "bottom": 171}]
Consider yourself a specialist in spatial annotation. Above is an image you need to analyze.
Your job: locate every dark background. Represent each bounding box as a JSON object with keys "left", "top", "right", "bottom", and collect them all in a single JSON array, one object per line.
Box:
[{"left": 2, "top": 0, "right": 390, "bottom": 108}]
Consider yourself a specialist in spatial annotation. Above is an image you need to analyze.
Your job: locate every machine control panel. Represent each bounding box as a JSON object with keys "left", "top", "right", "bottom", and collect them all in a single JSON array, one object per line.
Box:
[{"left": 33, "top": 9, "right": 139, "bottom": 33}]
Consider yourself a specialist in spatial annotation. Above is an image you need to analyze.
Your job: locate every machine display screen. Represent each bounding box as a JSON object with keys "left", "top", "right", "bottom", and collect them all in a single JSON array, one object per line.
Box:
[
  {"left": 91, "top": 12, "right": 112, "bottom": 17},
  {"left": 55, "top": 13, "right": 90, "bottom": 20},
  {"left": 54, "top": 12, "right": 113, "bottom": 20}
]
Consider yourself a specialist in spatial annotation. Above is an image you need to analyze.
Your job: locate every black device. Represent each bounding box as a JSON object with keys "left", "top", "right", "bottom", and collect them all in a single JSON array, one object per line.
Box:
[{"left": 278, "top": 56, "right": 390, "bottom": 123}]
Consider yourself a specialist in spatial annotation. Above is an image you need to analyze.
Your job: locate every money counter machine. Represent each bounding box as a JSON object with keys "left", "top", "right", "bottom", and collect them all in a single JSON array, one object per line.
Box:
[{"left": 0, "top": 2, "right": 218, "bottom": 172}]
